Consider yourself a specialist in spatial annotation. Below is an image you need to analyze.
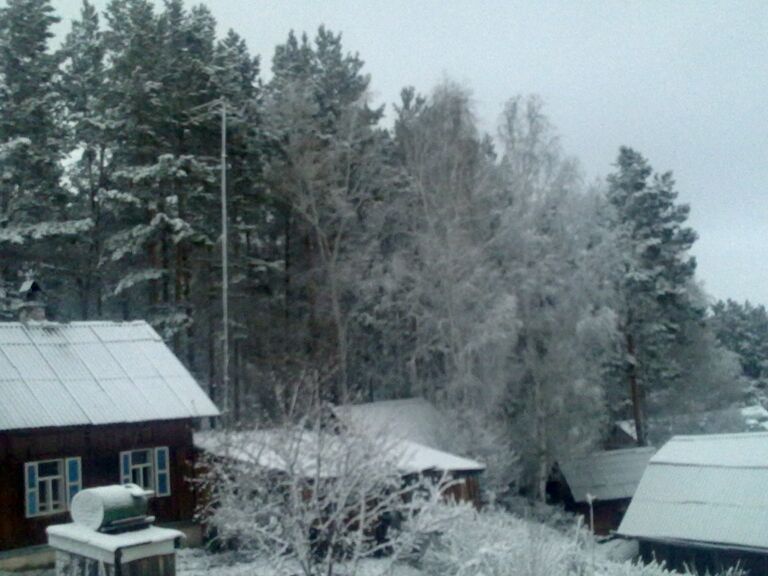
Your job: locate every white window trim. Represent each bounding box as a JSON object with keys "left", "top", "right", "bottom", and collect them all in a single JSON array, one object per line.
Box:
[
  {"left": 25, "top": 457, "right": 81, "bottom": 519},
  {"left": 120, "top": 447, "right": 171, "bottom": 498}
]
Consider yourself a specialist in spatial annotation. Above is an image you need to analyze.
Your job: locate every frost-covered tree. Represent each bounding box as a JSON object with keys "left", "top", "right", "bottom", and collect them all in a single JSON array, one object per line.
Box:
[
  {"left": 495, "top": 97, "right": 618, "bottom": 499},
  {"left": 711, "top": 299, "right": 768, "bottom": 404},
  {"left": 264, "top": 28, "right": 388, "bottom": 401}
]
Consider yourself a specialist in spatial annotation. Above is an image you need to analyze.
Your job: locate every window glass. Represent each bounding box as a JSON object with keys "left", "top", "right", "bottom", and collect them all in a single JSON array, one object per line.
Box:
[
  {"left": 38, "top": 461, "right": 60, "bottom": 478},
  {"left": 131, "top": 450, "right": 149, "bottom": 465},
  {"left": 25, "top": 459, "right": 71, "bottom": 517},
  {"left": 121, "top": 448, "right": 168, "bottom": 495}
]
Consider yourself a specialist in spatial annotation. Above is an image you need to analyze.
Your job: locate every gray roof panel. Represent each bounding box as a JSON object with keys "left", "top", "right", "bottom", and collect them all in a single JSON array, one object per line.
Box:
[
  {"left": 0, "top": 321, "right": 219, "bottom": 431},
  {"left": 618, "top": 433, "right": 768, "bottom": 550},
  {"left": 558, "top": 447, "right": 656, "bottom": 503}
]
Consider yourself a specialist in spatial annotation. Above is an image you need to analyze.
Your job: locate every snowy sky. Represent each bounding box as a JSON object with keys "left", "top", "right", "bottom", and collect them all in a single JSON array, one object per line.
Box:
[{"left": 51, "top": 0, "right": 768, "bottom": 306}]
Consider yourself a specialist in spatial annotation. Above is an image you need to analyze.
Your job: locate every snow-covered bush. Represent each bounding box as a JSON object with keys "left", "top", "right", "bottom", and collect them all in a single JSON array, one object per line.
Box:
[
  {"left": 196, "top": 412, "right": 453, "bottom": 576},
  {"left": 419, "top": 505, "right": 590, "bottom": 576},
  {"left": 417, "top": 505, "right": 744, "bottom": 576}
]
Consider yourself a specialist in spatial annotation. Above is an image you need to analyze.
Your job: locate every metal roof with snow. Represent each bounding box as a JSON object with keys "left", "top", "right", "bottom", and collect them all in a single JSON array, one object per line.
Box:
[
  {"left": 618, "top": 432, "right": 768, "bottom": 551},
  {"left": 0, "top": 320, "right": 219, "bottom": 431},
  {"left": 558, "top": 447, "right": 656, "bottom": 503},
  {"left": 194, "top": 429, "right": 484, "bottom": 478}
]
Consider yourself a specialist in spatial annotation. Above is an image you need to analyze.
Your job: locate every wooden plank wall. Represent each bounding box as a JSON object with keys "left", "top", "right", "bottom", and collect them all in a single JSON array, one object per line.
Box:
[{"left": 0, "top": 420, "right": 197, "bottom": 551}]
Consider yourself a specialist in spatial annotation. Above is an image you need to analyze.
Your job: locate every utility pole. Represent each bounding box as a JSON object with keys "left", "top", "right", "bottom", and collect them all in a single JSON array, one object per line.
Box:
[{"left": 221, "top": 99, "right": 230, "bottom": 422}]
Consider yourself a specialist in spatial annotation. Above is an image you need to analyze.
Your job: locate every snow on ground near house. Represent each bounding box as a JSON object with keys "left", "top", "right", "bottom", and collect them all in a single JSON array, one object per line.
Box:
[{"left": 177, "top": 549, "right": 424, "bottom": 576}]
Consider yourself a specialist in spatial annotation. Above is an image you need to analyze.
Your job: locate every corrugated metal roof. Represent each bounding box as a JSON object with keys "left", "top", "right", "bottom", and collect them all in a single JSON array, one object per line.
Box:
[
  {"left": 558, "top": 447, "right": 656, "bottom": 503},
  {"left": 0, "top": 321, "right": 219, "bottom": 431},
  {"left": 618, "top": 432, "right": 768, "bottom": 550}
]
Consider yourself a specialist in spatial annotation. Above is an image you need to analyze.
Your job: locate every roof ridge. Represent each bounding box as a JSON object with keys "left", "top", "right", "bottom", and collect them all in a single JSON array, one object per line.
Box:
[
  {"left": 0, "top": 320, "right": 150, "bottom": 328},
  {"left": 669, "top": 430, "right": 768, "bottom": 441}
]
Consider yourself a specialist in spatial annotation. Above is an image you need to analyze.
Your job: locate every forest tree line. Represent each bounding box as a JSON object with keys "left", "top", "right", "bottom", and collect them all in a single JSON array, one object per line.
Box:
[{"left": 0, "top": 0, "right": 759, "bottom": 496}]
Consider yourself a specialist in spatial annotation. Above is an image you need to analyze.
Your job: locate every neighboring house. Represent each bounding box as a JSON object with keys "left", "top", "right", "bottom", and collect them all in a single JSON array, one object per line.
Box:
[
  {"left": 0, "top": 320, "right": 219, "bottom": 553},
  {"left": 618, "top": 432, "right": 768, "bottom": 575},
  {"left": 330, "top": 398, "right": 485, "bottom": 506},
  {"left": 608, "top": 405, "right": 768, "bottom": 448},
  {"left": 548, "top": 447, "right": 655, "bottom": 535}
]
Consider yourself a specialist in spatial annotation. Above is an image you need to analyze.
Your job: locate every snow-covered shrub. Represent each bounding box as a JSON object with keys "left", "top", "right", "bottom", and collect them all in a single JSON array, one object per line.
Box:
[
  {"left": 418, "top": 505, "right": 589, "bottom": 576},
  {"left": 417, "top": 505, "right": 744, "bottom": 576},
  {"left": 196, "top": 414, "right": 452, "bottom": 576}
]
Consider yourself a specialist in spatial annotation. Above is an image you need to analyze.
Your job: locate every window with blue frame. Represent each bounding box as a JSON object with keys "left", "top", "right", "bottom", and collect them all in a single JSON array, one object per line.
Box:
[
  {"left": 119, "top": 447, "right": 171, "bottom": 497},
  {"left": 24, "top": 457, "right": 81, "bottom": 518}
]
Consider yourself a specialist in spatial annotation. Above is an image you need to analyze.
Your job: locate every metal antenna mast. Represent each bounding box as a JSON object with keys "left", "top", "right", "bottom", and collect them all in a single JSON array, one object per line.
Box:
[{"left": 220, "top": 99, "right": 230, "bottom": 421}]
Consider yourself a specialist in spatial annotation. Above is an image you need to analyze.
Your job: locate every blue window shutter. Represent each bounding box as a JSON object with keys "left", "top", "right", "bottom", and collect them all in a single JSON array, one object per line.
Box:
[
  {"left": 24, "top": 463, "right": 38, "bottom": 517},
  {"left": 120, "top": 451, "right": 131, "bottom": 484},
  {"left": 65, "top": 457, "right": 82, "bottom": 507},
  {"left": 154, "top": 447, "right": 171, "bottom": 497}
]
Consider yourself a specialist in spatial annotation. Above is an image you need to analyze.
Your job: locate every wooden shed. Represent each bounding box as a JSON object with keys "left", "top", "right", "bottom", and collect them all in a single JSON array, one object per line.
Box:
[
  {"left": 548, "top": 447, "right": 655, "bottom": 534},
  {"left": 0, "top": 320, "right": 219, "bottom": 557},
  {"left": 618, "top": 432, "right": 768, "bottom": 575}
]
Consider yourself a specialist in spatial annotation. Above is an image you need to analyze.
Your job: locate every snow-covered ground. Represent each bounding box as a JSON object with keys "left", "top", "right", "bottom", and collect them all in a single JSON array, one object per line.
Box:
[{"left": 2, "top": 510, "right": 738, "bottom": 576}]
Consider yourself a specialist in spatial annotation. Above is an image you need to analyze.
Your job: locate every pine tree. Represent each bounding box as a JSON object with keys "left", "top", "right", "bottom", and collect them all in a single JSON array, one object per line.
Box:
[
  {"left": 0, "top": 0, "right": 88, "bottom": 314},
  {"left": 61, "top": 0, "right": 110, "bottom": 318},
  {"left": 607, "top": 147, "right": 699, "bottom": 443}
]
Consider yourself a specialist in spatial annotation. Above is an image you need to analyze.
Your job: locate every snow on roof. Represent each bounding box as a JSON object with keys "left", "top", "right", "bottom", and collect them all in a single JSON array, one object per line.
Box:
[
  {"left": 558, "top": 447, "right": 656, "bottom": 503},
  {"left": 194, "top": 428, "right": 484, "bottom": 478},
  {"left": 397, "top": 439, "right": 485, "bottom": 474},
  {"left": 618, "top": 432, "right": 768, "bottom": 550},
  {"left": 331, "top": 398, "right": 447, "bottom": 449},
  {"left": 0, "top": 321, "right": 219, "bottom": 431}
]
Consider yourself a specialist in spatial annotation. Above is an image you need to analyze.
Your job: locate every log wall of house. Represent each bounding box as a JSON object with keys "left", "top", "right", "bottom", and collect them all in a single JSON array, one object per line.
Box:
[
  {"left": 0, "top": 420, "right": 197, "bottom": 551},
  {"left": 441, "top": 472, "right": 482, "bottom": 508},
  {"left": 571, "top": 500, "right": 629, "bottom": 535}
]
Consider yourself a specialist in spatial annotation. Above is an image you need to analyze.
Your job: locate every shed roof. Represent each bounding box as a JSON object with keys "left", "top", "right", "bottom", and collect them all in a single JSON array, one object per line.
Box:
[
  {"left": 194, "top": 429, "right": 484, "bottom": 478},
  {"left": 331, "top": 397, "right": 447, "bottom": 448},
  {"left": 0, "top": 320, "right": 219, "bottom": 431},
  {"left": 618, "top": 432, "right": 768, "bottom": 551},
  {"left": 558, "top": 447, "right": 656, "bottom": 503}
]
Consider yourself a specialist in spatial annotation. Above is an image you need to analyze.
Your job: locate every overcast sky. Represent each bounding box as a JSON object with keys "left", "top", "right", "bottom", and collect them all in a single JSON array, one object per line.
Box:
[{"left": 52, "top": 0, "right": 768, "bottom": 305}]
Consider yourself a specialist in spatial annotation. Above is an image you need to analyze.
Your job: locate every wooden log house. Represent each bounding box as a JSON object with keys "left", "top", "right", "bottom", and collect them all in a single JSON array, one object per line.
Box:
[{"left": 0, "top": 319, "right": 219, "bottom": 556}]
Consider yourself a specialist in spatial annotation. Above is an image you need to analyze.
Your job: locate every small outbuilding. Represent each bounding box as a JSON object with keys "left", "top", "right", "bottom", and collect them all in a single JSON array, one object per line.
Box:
[
  {"left": 548, "top": 447, "right": 655, "bottom": 534},
  {"left": 0, "top": 320, "right": 219, "bottom": 559},
  {"left": 618, "top": 432, "right": 768, "bottom": 575}
]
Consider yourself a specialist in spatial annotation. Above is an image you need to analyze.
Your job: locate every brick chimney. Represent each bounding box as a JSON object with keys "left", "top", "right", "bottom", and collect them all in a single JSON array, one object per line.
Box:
[{"left": 17, "top": 280, "right": 46, "bottom": 322}]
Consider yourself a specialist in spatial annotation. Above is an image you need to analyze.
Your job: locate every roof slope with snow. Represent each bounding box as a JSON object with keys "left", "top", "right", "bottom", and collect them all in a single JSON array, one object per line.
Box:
[
  {"left": 0, "top": 321, "right": 219, "bottom": 431},
  {"left": 558, "top": 447, "right": 656, "bottom": 503},
  {"left": 331, "top": 397, "right": 447, "bottom": 448},
  {"left": 194, "top": 429, "right": 485, "bottom": 478},
  {"left": 618, "top": 432, "right": 768, "bottom": 551}
]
